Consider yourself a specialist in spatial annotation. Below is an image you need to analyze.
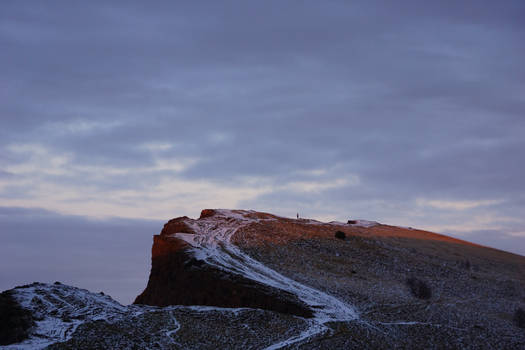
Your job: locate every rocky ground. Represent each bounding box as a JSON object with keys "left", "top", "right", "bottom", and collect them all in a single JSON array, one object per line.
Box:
[{"left": 1, "top": 209, "right": 524, "bottom": 349}]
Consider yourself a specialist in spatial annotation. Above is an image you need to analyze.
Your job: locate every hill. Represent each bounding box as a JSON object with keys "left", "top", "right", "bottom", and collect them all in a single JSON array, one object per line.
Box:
[{"left": 2, "top": 209, "right": 524, "bottom": 349}]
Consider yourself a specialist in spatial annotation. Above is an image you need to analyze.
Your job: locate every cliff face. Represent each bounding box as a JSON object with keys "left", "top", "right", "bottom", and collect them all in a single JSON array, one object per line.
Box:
[{"left": 134, "top": 213, "right": 314, "bottom": 318}]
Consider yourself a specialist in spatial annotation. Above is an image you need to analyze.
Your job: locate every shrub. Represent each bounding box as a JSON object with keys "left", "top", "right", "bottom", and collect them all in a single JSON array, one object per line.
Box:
[
  {"left": 406, "top": 277, "right": 432, "bottom": 299},
  {"left": 515, "top": 308, "right": 525, "bottom": 329},
  {"left": 335, "top": 231, "right": 346, "bottom": 240},
  {"left": 347, "top": 220, "right": 357, "bottom": 224}
]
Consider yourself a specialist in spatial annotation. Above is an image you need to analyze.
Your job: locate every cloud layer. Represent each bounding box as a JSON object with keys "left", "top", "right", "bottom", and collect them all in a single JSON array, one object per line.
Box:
[{"left": 1, "top": 0, "right": 524, "bottom": 291}]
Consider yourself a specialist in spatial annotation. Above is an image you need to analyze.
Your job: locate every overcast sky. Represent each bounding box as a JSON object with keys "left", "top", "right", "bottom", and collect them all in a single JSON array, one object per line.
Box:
[{"left": 1, "top": 1, "right": 524, "bottom": 303}]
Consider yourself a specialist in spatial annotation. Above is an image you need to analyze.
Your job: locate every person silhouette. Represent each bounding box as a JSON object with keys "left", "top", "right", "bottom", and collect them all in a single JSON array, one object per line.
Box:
[{"left": 297, "top": 213, "right": 299, "bottom": 219}]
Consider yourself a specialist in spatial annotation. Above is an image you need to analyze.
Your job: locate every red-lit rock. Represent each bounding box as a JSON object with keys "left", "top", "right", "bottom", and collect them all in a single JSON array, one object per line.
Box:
[
  {"left": 160, "top": 216, "right": 196, "bottom": 235},
  {"left": 134, "top": 225, "right": 313, "bottom": 318}
]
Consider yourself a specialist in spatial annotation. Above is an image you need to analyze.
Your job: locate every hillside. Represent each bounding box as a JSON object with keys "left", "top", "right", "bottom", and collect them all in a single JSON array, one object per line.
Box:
[{"left": 2, "top": 209, "right": 524, "bottom": 349}]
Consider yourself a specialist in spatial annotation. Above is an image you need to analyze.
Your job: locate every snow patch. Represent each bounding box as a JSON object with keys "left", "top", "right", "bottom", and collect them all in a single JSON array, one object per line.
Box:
[{"left": 5, "top": 283, "right": 128, "bottom": 349}]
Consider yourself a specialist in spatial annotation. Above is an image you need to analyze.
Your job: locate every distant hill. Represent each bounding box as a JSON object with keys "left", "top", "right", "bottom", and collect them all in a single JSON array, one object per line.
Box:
[{"left": 2, "top": 209, "right": 524, "bottom": 349}]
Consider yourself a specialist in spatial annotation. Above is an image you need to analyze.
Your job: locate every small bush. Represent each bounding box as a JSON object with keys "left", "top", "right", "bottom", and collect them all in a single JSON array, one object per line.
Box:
[
  {"left": 406, "top": 277, "right": 432, "bottom": 299},
  {"left": 347, "top": 220, "right": 357, "bottom": 224},
  {"left": 335, "top": 231, "right": 346, "bottom": 240},
  {"left": 515, "top": 308, "right": 525, "bottom": 329}
]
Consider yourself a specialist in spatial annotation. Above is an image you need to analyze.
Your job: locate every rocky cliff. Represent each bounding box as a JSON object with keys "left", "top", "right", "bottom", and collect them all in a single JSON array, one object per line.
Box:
[{"left": 134, "top": 215, "right": 313, "bottom": 317}]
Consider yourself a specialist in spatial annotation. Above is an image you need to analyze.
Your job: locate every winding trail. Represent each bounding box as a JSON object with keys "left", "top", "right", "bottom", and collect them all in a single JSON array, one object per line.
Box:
[
  {"left": 165, "top": 310, "right": 181, "bottom": 340},
  {"left": 172, "top": 210, "right": 359, "bottom": 349}
]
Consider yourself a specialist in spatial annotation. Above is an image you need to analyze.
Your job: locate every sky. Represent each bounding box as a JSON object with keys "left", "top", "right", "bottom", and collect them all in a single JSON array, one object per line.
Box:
[{"left": 1, "top": 1, "right": 524, "bottom": 303}]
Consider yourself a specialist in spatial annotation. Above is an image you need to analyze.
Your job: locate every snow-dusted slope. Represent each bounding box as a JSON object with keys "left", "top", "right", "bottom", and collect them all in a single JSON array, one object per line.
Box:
[
  {"left": 4, "top": 282, "right": 129, "bottom": 349},
  {"left": 170, "top": 209, "right": 359, "bottom": 348},
  {"left": 4, "top": 282, "right": 311, "bottom": 349}
]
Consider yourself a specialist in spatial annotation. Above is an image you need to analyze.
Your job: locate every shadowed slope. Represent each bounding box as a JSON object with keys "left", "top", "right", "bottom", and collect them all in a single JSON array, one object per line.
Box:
[{"left": 134, "top": 233, "right": 313, "bottom": 317}]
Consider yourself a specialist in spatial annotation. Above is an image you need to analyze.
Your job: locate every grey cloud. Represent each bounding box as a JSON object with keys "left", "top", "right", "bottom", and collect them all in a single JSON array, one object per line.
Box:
[
  {"left": 2, "top": 1, "right": 523, "bottom": 179},
  {"left": 1, "top": 0, "right": 524, "bottom": 293},
  {"left": 0, "top": 169, "right": 14, "bottom": 178}
]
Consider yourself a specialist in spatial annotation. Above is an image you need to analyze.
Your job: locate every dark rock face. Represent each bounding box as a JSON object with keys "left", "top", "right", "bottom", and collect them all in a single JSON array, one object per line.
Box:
[
  {"left": 134, "top": 219, "right": 313, "bottom": 318},
  {"left": 0, "top": 290, "right": 33, "bottom": 345}
]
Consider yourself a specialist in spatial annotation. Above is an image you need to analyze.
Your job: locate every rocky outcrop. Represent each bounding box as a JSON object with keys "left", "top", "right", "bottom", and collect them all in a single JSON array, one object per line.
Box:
[
  {"left": 0, "top": 290, "right": 33, "bottom": 345},
  {"left": 134, "top": 215, "right": 314, "bottom": 318}
]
